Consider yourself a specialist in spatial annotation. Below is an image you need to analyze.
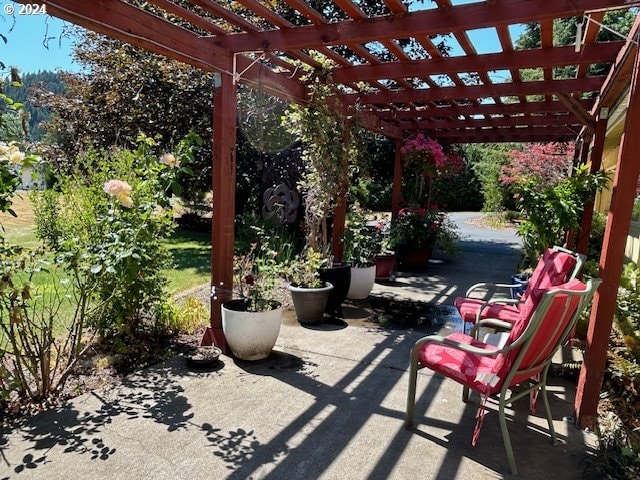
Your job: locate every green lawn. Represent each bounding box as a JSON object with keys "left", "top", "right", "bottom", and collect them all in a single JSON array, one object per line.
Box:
[
  {"left": 163, "top": 228, "right": 211, "bottom": 294},
  {"left": 1, "top": 196, "right": 211, "bottom": 296}
]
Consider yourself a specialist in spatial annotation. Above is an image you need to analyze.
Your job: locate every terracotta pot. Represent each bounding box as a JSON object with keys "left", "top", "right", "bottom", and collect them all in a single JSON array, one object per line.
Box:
[
  {"left": 397, "top": 245, "right": 432, "bottom": 270},
  {"left": 222, "top": 299, "right": 282, "bottom": 361},
  {"left": 375, "top": 252, "right": 396, "bottom": 280}
]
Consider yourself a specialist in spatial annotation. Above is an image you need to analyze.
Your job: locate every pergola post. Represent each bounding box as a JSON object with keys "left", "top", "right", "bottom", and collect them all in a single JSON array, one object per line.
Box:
[
  {"left": 331, "top": 119, "right": 350, "bottom": 262},
  {"left": 576, "top": 109, "right": 609, "bottom": 255},
  {"left": 391, "top": 139, "right": 403, "bottom": 218},
  {"left": 576, "top": 47, "right": 640, "bottom": 428},
  {"left": 204, "top": 72, "right": 237, "bottom": 352}
]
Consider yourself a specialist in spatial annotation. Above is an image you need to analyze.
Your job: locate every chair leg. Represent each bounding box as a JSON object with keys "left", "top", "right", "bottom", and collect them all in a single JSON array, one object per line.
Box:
[
  {"left": 405, "top": 352, "right": 419, "bottom": 428},
  {"left": 499, "top": 393, "right": 518, "bottom": 475},
  {"left": 540, "top": 372, "right": 557, "bottom": 445}
]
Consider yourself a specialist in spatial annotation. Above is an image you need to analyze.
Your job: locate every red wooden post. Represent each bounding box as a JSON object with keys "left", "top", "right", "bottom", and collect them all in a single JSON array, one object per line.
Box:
[
  {"left": 203, "top": 72, "right": 237, "bottom": 352},
  {"left": 576, "top": 109, "right": 609, "bottom": 255},
  {"left": 391, "top": 139, "right": 403, "bottom": 218},
  {"left": 576, "top": 48, "right": 640, "bottom": 428},
  {"left": 331, "top": 120, "right": 350, "bottom": 262}
]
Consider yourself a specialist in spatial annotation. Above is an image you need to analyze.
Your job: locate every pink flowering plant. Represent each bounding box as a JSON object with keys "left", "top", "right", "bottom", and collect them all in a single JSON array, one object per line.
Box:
[
  {"left": 401, "top": 134, "right": 464, "bottom": 177},
  {"left": 387, "top": 206, "right": 460, "bottom": 254},
  {"left": 401, "top": 134, "right": 464, "bottom": 207}
]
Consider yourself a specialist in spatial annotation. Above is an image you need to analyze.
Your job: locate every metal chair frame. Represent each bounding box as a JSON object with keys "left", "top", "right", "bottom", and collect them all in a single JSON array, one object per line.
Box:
[{"left": 406, "top": 278, "right": 600, "bottom": 475}]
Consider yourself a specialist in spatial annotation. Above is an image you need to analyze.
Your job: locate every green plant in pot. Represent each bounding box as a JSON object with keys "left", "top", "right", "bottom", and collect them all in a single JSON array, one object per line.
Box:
[
  {"left": 221, "top": 243, "right": 283, "bottom": 361},
  {"left": 387, "top": 206, "right": 460, "bottom": 270},
  {"left": 282, "top": 249, "right": 333, "bottom": 325},
  {"left": 344, "top": 211, "right": 380, "bottom": 299},
  {"left": 283, "top": 60, "right": 367, "bottom": 316}
]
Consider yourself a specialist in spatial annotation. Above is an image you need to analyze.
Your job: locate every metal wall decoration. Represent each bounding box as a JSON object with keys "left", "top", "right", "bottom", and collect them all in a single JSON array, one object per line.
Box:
[{"left": 262, "top": 183, "right": 299, "bottom": 224}]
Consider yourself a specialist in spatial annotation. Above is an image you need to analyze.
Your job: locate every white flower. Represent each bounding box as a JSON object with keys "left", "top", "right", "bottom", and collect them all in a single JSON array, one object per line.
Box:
[
  {"left": 8, "top": 149, "right": 25, "bottom": 164},
  {"left": 160, "top": 153, "right": 178, "bottom": 168},
  {"left": 0, "top": 141, "right": 25, "bottom": 164},
  {"left": 0, "top": 142, "right": 11, "bottom": 159}
]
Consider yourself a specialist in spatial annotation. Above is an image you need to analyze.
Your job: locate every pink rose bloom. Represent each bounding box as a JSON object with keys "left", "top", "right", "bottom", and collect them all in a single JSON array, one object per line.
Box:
[{"left": 103, "top": 179, "right": 132, "bottom": 197}]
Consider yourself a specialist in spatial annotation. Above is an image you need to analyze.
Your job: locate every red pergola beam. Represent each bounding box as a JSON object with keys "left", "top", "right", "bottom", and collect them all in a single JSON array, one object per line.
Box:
[
  {"left": 374, "top": 99, "right": 596, "bottom": 120},
  {"left": 41, "top": 0, "right": 306, "bottom": 103},
  {"left": 430, "top": 132, "right": 576, "bottom": 144},
  {"left": 212, "top": 0, "right": 625, "bottom": 53},
  {"left": 343, "top": 77, "right": 605, "bottom": 106},
  {"left": 433, "top": 125, "right": 576, "bottom": 138},
  {"left": 333, "top": 43, "right": 623, "bottom": 84},
  {"left": 401, "top": 114, "right": 579, "bottom": 130}
]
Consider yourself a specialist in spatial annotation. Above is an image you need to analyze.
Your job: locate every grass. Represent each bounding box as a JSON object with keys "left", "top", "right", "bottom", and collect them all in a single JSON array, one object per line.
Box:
[
  {"left": 163, "top": 228, "right": 211, "bottom": 294},
  {"left": 1, "top": 195, "right": 211, "bottom": 296}
]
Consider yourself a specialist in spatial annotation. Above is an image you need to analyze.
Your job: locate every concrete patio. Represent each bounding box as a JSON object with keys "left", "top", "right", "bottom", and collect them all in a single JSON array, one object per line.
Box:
[{"left": 0, "top": 214, "right": 599, "bottom": 479}]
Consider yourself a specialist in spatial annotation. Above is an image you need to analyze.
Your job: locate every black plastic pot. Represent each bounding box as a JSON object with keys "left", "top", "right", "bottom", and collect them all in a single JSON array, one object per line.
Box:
[{"left": 319, "top": 262, "right": 351, "bottom": 317}]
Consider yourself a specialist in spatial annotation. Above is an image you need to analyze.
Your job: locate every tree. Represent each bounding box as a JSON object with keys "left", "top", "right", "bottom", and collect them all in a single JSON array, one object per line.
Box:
[
  {"left": 515, "top": 9, "right": 637, "bottom": 79},
  {"left": 3, "top": 70, "right": 65, "bottom": 140},
  {"left": 501, "top": 142, "right": 575, "bottom": 188},
  {"left": 34, "top": 30, "right": 214, "bottom": 200}
]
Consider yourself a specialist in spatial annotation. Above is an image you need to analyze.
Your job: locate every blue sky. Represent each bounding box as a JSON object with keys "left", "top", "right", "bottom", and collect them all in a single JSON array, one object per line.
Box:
[{"left": 1, "top": 4, "right": 79, "bottom": 73}]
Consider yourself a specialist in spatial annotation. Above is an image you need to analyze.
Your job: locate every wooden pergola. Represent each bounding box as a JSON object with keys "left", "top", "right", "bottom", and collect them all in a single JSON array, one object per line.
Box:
[{"left": 32, "top": 0, "right": 640, "bottom": 429}]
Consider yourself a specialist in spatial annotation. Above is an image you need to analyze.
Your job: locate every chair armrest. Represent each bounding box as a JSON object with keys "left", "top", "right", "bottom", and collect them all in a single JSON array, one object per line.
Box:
[
  {"left": 473, "top": 297, "right": 522, "bottom": 323},
  {"left": 470, "top": 318, "right": 514, "bottom": 338},
  {"left": 465, "top": 282, "right": 526, "bottom": 297},
  {"left": 411, "top": 334, "right": 503, "bottom": 360}
]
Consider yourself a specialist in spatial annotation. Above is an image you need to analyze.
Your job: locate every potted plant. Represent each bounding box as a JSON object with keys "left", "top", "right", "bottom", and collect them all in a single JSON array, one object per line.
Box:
[
  {"left": 344, "top": 211, "right": 379, "bottom": 299},
  {"left": 221, "top": 243, "right": 283, "bottom": 361},
  {"left": 283, "top": 249, "right": 334, "bottom": 325},
  {"left": 387, "top": 206, "right": 460, "bottom": 270},
  {"left": 282, "top": 61, "right": 367, "bottom": 317},
  {"left": 367, "top": 219, "right": 396, "bottom": 280}
]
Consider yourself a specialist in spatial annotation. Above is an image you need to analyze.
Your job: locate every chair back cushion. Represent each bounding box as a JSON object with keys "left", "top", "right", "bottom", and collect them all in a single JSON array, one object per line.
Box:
[
  {"left": 490, "top": 278, "right": 585, "bottom": 387},
  {"left": 521, "top": 248, "right": 577, "bottom": 302}
]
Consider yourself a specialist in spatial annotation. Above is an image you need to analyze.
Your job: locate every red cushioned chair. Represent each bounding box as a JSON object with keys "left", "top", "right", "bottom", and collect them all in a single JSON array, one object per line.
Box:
[
  {"left": 406, "top": 277, "right": 600, "bottom": 475},
  {"left": 454, "top": 246, "right": 585, "bottom": 327}
]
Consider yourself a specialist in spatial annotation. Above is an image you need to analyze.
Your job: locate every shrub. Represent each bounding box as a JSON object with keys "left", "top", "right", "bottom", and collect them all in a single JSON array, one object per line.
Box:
[
  {"left": 32, "top": 134, "right": 198, "bottom": 341},
  {"left": 512, "top": 164, "right": 610, "bottom": 267}
]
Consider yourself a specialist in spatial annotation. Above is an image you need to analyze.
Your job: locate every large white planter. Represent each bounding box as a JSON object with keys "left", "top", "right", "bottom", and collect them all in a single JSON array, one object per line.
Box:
[
  {"left": 347, "top": 265, "right": 376, "bottom": 300},
  {"left": 222, "top": 300, "right": 282, "bottom": 361}
]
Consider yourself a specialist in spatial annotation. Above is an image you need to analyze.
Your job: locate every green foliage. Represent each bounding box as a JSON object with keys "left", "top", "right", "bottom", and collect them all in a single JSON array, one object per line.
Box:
[
  {"left": 154, "top": 297, "right": 207, "bottom": 336},
  {"left": 283, "top": 60, "right": 367, "bottom": 255},
  {"left": 281, "top": 248, "right": 324, "bottom": 289},
  {"left": 632, "top": 197, "right": 640, "bottom": 222},
  {"left": 32, "top": 135, "right": 197, "bottom": 340},
  {"left": 0, "top": 241, "right": 98, "bottom": 404},
  {"left": 34, "top": 31, "right": 213, "bottom": 200},
  {"left": 617, "top": 263, "right": 640, "bottom": 338},
  {"left": 3, "top": 71, "right": 65, "bottom": 140},
  {"left": 431, "top": 163, "right": 483, "bottom": 211},
  {"left": 462, "top": 143, "right": 514, "bottom": 212},
  {"left": 386, "top": 207, "right": 460, "bottom": 254},
  {"left": 513, "top": 165, "right": 610, "bottom": 266},
  {"left": 344, "top": 210, "right": 381, "bottom": 266},
  {"left": 233, "top": 243, "right": 281, "bottom": 312}
]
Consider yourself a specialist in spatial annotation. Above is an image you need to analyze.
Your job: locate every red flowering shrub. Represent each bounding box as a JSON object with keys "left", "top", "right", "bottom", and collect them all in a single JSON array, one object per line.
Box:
[{"left": 501, "top": 142, "right": 575, "bottom": 188}]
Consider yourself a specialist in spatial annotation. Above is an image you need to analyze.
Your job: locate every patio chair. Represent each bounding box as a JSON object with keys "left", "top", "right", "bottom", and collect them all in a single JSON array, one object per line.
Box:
[
  {"left": 405, "top": 277, "right": 600, "bottom": 475},
  {"left": 454, "top": 246, "right": 585, "bottom": 327}
]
